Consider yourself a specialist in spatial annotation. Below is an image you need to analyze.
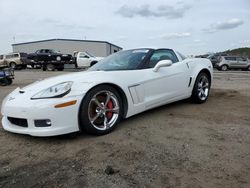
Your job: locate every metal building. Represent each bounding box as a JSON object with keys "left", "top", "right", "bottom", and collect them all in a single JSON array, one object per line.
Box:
[{"left": 12, "top": 38, "right": 122, "bottom": 57}]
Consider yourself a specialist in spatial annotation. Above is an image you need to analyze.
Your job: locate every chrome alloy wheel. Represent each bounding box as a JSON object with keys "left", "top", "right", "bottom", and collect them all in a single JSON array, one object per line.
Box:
[
  {"left": 197, "top": 75, "right": 209, "bottom": 101},
  {"left": 88, "top": 90, "right": 120, "bottom": 131},
  {"left": 221, "top": 65, "right": 228, "bottom": 71}
]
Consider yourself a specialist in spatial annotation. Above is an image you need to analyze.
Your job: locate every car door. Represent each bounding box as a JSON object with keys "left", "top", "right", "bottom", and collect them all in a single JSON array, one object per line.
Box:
[
  {"left": 228, "top": 57, "right": 238, "bottom": 68},
  {"left": 77, "top": 53, "right": 91, "bottom": 67},
  {"left": 37, "top": 49, "right": 47, "bottom": 61},
  {"left": 141, "top": 49, "right": 190, "bottom": 109},
  {"left": 236, "top": 57, "right": 248, "bottom": 68}
]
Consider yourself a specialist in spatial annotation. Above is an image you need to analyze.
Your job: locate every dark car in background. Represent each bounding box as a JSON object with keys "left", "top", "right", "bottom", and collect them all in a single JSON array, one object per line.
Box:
[
  {"left": 27, "top": 49, "right": 73, "bottom": 71},
  {"left": 27, "top": 49, "right": 72, "bottom": 62}
]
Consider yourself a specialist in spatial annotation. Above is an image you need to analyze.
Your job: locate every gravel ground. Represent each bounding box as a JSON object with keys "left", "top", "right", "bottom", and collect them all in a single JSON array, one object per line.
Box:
[{"left": 0, "top": 70, "right": 250, "bottom": 188}]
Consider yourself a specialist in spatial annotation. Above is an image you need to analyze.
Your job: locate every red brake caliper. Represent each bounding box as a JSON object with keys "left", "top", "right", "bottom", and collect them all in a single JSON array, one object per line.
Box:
[{"left": 106, "top": 100, "right": 113, "bottom": 119}]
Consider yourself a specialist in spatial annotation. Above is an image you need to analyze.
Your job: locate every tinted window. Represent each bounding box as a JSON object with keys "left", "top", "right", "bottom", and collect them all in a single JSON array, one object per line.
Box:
[
  {"left": 20, "top": 53, "right": 27, "bottom": 57},
  {"left": 148, "top": 50, "right": 178, "bottom": 68},
  {"left": 5, "top": 55, "right": 13, "bottom": 59},
  {"left": 0, "top": 55, "right": 3, "bottom": 60},
  {"left": 90, "top": 49, "right": 149, "bottom": 71},
  {"left": 79, "top": 53, "right": 89, "bottom": 58},
  {"left": 236, "top": 57, "right": 246, "bottom": 61},
  {"left": 225, "top": 57, "right": 236, "bottom": 61}
]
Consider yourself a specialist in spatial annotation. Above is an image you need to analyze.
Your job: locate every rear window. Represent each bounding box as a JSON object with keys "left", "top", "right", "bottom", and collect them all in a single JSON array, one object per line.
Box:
[
  {"left": 225, "top": 57, "right": 236, "bottom": 61},
  {"left": 6, "top": 53, "right": 19, "bottom": 59},
  {"left": 20, "top": 53, "right": 27, "bottom": 57}
]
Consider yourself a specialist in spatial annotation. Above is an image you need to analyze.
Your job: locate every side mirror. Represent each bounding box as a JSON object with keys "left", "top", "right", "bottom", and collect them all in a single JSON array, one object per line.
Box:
[{"left": 153, "top": 60, "right": 172, "bottom": 72}]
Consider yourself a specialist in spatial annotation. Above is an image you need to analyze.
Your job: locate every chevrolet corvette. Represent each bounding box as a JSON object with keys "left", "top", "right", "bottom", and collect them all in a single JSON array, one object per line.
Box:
[{"left": 1, "top": 48, "right": 213, "bottom": 136}]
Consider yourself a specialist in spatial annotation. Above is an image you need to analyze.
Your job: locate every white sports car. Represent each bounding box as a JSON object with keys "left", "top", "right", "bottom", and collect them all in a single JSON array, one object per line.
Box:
[{"left": 1, "top": 48, "right": 213, "bottom": 136}]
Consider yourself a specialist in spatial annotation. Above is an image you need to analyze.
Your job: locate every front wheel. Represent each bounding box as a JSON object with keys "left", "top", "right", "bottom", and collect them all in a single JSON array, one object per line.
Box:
[
  {"left": 191, "top": 72, "right": 210, "bottom": 104},
  {"left": 220, "top": 65, "right": 228, "bottom": 71},
  {"left": 79, "top": 85, "right": 123, "bottom": 135}
]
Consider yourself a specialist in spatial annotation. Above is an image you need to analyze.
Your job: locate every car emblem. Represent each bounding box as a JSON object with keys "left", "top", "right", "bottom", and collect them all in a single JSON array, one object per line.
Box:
[{"left": 8, "top": 97, "right": 15, "bottom": 101}]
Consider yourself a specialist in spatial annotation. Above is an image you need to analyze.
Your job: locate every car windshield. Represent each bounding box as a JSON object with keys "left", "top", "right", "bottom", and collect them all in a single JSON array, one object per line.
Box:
[
  {"left": 85, "top": 52, "right": 95, "bottom": 57},
  {"left": 89, "top": 49, "right": 150, "bottom": 71}
]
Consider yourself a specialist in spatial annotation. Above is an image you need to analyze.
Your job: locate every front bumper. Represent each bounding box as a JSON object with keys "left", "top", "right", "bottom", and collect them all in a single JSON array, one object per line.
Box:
[{"left": 1, "top": 92, "right": 83, "bottom": 137}]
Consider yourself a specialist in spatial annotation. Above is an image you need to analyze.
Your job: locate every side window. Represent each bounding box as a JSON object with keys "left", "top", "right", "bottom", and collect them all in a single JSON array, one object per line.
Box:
[
  {"left": 79, "top": 53, "right": 89, "bottom": 58},
  {"left": 14, "top": 54, "right": 19, "bottom": 58},
  {"left": 45, "top": 49, "right": 50, "bottom": 53},
  {"left": 225, "top": 57, "right": 236, "bottom": 61},
  {"left": 0, "top": 55, "right": 3, "bottom": 60},
  {"left": 236, "top": 57, "right": 246, "bottom": 61},
  {"left": 5, "top": 55, "right": 13, "bottom": 59},
  {"left": 148, "top": 50, "right": 178, "bottom": 68}
]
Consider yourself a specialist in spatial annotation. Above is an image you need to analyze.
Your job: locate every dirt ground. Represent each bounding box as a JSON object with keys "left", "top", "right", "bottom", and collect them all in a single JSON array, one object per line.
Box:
[{"left": 0, "top": 70, "right": 250, "bottom": 188}]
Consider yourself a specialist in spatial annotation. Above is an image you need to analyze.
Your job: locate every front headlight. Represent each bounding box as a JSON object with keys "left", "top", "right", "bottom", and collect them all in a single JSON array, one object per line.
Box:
[{"left": 31, "top": 81, "right": 73, "bottom": 99}]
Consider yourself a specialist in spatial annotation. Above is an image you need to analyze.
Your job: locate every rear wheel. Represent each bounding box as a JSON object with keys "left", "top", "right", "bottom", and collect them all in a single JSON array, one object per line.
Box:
[
  {"left": 56, "top": 56, "right": 61, "bottom": 61},
  {"left": 79, "top": 85, "right": 122, "bottom": 135},
  {"left": 9, "top": 62, "right": 16, "bottom": 69},
  {"left": 191, "top": 72, "right": 210, "bottom": 104},
  {"left": 46, "top": 64, "right": 55, "bottom": 71}
]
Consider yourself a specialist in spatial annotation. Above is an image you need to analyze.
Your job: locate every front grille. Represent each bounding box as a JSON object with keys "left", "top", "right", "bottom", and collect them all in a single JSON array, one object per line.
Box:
[{"left": 7, "top": 117, "right": 28, "bottom": 127}]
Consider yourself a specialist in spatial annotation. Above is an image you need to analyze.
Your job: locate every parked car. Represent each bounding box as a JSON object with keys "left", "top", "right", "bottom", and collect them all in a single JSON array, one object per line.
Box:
[
  {"left": 27, "top": 49, "right": 73, "bottom": 71},
  {"left": 207, "top": 54, "right": 228, "bottom": 67},
  {"left": 28, "top": 49, "right": 72, "bottom": 62},
  {"left": 73, "top": 51, "right": 103, "bottom": 68},
  {"left": 1, "top": 48, "right": 213, "bottom": 137},
  {"left": 216, "top": 56, "right": 250, "bottom": 71},
  {"left": 4, "top": 53, "right": 27, "bottom": 69},
  {"left": 0, "top": 55, "right": 7, "bottom": 68}
]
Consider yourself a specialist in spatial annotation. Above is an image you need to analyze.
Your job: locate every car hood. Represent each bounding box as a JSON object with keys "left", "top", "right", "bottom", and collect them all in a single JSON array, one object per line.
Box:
[{"left": 20, "top": 71, "right": 103, "bottom": 93}]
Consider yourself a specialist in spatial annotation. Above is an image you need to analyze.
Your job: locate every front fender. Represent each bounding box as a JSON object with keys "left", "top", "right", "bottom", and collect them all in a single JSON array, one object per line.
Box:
[{"left": 186, "top": 58, "right": 213, "bottom": 90}]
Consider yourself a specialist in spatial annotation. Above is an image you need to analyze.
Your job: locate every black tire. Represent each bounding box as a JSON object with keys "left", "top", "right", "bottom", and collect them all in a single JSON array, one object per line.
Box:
[
  {"left": 247, "top": 66, "right": 250, "bottom": 71},
  {"left": 90, "top": 61, "right": 97, "bottom": 67},
  {"left": 191, "top": 72, "right": 210, "bottom": 104},
  {"left": 42, "top": 64, "right": 46, "bottom": 71},
  {"left": 6, "top": 78, "right": 13, "bottom": 85},
  {"left": 22, "top": 64, "right": 27, "bottom": 69},
  {"left": 9, "top": 62, "right": 17, "bottom": 69},
  {"left": 0, "top": 78, "right": 12, "bottom": 86},
  {"left": 220, "top": 65, "right": 228, "bottom": 71},
  {"left": 57, "top": 67, "right": 64, "bottom": 71},
  {"left": 46, "top": 64, "right": 55, "bottom": 71},
  {"left": 79, "top": 85, "right": 123, "bottom": 135}
]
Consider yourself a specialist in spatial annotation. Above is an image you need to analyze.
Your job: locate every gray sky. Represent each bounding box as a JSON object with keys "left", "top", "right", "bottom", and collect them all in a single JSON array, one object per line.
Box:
[{"left": 0, "top": 0, "right": 249, "bottom": 55}]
